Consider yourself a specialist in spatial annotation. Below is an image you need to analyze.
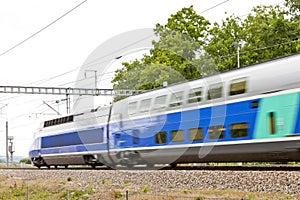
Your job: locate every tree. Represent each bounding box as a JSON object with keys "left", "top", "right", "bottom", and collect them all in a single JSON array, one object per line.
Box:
[
  {"left": 204, "top": 15, "right": 243, "bottom": 71},
  {"left": 205, "top": 5, "right": 300, "bottom": 70},
  {"left": 240, "top": 5, "right": 300, "bottom": 64},
  {"left": 112, "top": 3, "right": 300, "bottom": 101},
  {"left": 112, "top": 6, "right": 210, "bottom": 99},
  {"left": 285, "top": 0, "right": 300, "bottom": 18}
]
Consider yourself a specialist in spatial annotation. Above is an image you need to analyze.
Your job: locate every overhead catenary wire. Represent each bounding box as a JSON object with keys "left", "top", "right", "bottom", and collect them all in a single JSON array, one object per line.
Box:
[
  {"left": 199, "top": 0, "right": 230, "bottom": 14},
  {"left": 0, "top": 0, "right": 289, "bottom": 94},
  {"left": 0, "top": 0, "right": 88, "bottom": 57},
  {"left": 0, "top": 35, "right": 298, "bottom": 105},
  {"left": 0, "top": 0, "right": 288, "bottom": 89},
  {"left": 0, "top": 0, "right": 293, "bottom": 156},
  {"left": 0, "top": 0, "right": 297, "bottom": 118}
]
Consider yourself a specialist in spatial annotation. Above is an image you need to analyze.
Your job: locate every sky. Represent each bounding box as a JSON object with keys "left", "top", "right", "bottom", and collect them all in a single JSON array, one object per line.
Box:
[{"left": 0, "top": 0, "right": 283, "bottom": 158}]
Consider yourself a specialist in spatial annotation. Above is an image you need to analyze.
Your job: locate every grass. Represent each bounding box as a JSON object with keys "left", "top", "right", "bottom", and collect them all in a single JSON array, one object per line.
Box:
[{"left": 0, "top": 175, "right": 297, "bottom": 199}]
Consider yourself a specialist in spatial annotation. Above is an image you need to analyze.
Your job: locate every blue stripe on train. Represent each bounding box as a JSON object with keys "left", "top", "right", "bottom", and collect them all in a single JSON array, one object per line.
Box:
[
  {"left": 32, "top": 98, "right": 260, "bottom": 156},
  {"left": 41, "top": 128, "right": 104, "bottom": 148},
  {"left": 111, "top": 98, "right": 260, "bottom": 148},
  {"left": 40, "top": 143, "right": 107, "bottom": 155}
]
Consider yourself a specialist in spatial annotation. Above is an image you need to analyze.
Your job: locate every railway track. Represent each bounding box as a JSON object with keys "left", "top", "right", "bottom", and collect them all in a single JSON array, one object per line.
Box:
[{"left": 3, "top": 164, "right": 300, "bottom": 171}]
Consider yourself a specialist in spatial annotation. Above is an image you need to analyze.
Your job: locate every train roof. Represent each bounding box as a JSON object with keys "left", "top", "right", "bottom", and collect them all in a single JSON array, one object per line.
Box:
[{"left": 125, "top": 53, "right": 300, "bottom": 98}]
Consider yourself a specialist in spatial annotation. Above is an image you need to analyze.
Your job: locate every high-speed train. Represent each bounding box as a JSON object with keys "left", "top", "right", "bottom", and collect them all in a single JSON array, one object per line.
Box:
[{"left": 29, "top": 53, "right": 300, "bottom": 168}]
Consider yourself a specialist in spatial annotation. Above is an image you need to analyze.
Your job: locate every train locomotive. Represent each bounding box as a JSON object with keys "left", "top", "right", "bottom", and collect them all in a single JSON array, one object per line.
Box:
[{"left": 29, "top": 53, "right": 300, "bottom": 168}]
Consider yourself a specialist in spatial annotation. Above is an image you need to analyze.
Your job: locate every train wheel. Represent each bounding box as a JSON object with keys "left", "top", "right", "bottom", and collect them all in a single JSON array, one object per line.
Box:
[{"left": 170, "top": 163, "right": 177, "bottom": 169}]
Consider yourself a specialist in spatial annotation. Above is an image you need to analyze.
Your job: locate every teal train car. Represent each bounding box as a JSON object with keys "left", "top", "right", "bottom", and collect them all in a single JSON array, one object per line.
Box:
[{"left": 29, "top": 53, "right": 300, "bottom": 168}]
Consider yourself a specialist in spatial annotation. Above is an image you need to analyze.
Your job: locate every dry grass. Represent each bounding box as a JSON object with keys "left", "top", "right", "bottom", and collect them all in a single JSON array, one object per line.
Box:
[{"left": 0, "top": 175, "right": 297, "bottom": 199}]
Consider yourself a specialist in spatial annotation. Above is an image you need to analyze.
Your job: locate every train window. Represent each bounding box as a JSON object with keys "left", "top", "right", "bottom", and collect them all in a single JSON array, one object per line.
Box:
[
  {"left": 133, "top": 130, "right": 139, "bottom": 144},
  {"left": 230, "top": 122, "right": 248, "bottom": 138},
  {"left": 188, "top": 87, "right": 202, "bottom": 104},
  {"left": 140, "top": 98, "right": 151, "bottom": 113},
  {"left": 42, "top": 128, "right": 104, "bottom": 148},
  {"left": 64, "top": 117, "right": 69, "bottom": 123},
  {"left": 269, "top": 112, "right": 276, "bottom": 134},
  {"left": 189, "top": 128, "right": 203, "bottom": 141},
  {"left": 230, "top": 79, "right": 247, "bottom": 96},
  {"left": 154, "top": 95, "right": 167, "bottom": 109},
  {"left": 128, "top": 101, "right": 138, "bottom": 115},
  {"left": 169, "top": 91, "right": 184, "bottom": 107},
  {"left": 155, "top": 131, "right": 167, "bottom": 144},
  {"left": 207, "top": 83, "right": 223, "bottom": 100},
  {"left": 208, "top": 125, "right": 225, "bottom": 139},
  {"left": 68, "top": 115, "right": 74, "bottom": 122},
  {"left": 171, "top": 130, "right": 184, "bottom": 142}
]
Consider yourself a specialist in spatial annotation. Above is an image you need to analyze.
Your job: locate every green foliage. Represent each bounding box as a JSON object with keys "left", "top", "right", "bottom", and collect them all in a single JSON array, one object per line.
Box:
[
  {"left": 112, "top": 6, "right": 210, "bottom": 101},
  {"left": 240, "top": 5, "right": 300, "bottom": 64},
  {"left": 183, "top": 188, "right": 190, "bottom": 194},
  {"left": 19, "top": 158, "right": 31, "bottom": 164},
  {"left": 141, "top": 185, "right": 150, "bottom": 193},
  {"left": 123, "top": 179, "right": 130, "bottom": 185},
  {"left": 285, "top": 0, "right": 300, "bottom": 18},
  {"left": 112, "top": 3, "right": 300, "bottom": 99},
  {"left": 67, "top": 176, "right": 72, "bottom": 182},
  {"left": 195, "top": 195, "right": 204, "bottom": 200},
  {"left": 205, "top": 14, "right": 243, "bottom": 71},
  {"left": 113, "top": 190, "right": 123, "bottom": 198}
]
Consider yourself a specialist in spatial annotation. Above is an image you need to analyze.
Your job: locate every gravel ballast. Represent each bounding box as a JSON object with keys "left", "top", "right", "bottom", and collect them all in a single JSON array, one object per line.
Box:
[{"left": 0, "top": 169, "right": 300, "bottom": 198}]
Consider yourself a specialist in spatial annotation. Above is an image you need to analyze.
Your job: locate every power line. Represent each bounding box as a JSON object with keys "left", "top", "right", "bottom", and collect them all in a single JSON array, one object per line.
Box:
[
  {"left": 0, "top": 0, "right": 87, "bottom": 57},
  {"left": 200, "top": 0, "right": 230, "bottom": 14}
]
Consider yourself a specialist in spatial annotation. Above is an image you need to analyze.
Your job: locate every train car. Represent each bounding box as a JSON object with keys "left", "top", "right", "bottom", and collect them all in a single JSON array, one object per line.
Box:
[{"left": 29, "top": 53, "right": 300, "bottom": 168}]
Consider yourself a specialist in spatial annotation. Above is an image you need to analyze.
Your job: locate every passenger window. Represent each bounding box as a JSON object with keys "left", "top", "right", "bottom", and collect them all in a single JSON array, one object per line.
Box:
[
  {"left": 208, "top": 125, "right": 225, "bottom": 139},
  {"left": 207, "top": 83, "right": 223, "bottom": 100},
  {"left": 155, "top": 131, "right": 167, "bottom": 144},
  {"left": 230, "top": 79, "right": 247, "bottom": 96},
  {"left": 133, "top": 130, "right": 139, "bottom": 144},
  {"left": 128, "top": 101, "right": 138, "bottom": 115},
  {"left": 171, "top": 130, "right": 184, "bottom": 142},
  {"left": 188, "top": 87, "right": 202, "bottom": 103},
  {"left": 68, "top": 116, "right": 74, "bottom": 122},
  {"left": 140, "top": 98, "right": 151, "bottom": 113},
  {"left": 153, "top": 95, "right": 167, "bottom": 109},
  {"left": 189, "top": 128, "right": 203, "bottom": 141},
  {"left": 269, "top": 112, "right": 276, "bottom": 134},
  {"left": 230, "top": 122, "right": 248, "bottom": 138},
  {"left": 169, "top": 91, "right": 184, "bottom": 107}
]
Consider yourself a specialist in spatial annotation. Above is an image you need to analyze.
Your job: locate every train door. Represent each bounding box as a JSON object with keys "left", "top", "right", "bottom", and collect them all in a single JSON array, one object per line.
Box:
[
  {"left": 113, "top": 130, "right": 138, "bottom": 148},
  {"left": 253, "top": 92, "right": 299, "bottom": 138}
]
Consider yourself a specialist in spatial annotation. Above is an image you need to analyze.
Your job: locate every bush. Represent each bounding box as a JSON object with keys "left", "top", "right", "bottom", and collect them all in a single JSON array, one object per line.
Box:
[{"left": 19, "top": 158, "right": 31, "bottom": 164}]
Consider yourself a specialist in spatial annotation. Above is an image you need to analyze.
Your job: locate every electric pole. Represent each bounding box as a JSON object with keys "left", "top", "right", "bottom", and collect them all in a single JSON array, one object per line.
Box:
[{"left": 6, "top": 121, "right": 8, "bottom": 167}]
